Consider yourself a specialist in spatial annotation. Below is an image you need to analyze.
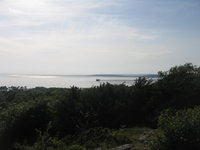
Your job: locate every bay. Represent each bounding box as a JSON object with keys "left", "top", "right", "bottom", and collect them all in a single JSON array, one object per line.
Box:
[{"left": 0, "top": 74, "right": 157, "bottom": 88}]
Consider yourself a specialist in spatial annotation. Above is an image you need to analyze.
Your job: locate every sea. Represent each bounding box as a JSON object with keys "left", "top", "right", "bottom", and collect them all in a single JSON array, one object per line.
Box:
[{"left": 0, "top": 74, "right": 158, "bottom": 88}]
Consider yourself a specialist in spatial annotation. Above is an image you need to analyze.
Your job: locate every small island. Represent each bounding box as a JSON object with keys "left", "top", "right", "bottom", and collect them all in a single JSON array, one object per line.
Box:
[{"left": 96, "top": 79, "right": 101, "bottom": 81}]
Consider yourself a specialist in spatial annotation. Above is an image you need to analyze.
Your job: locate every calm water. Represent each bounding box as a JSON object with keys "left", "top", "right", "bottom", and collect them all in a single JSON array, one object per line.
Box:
[{"left": 0, "top": 74, "right": 156, "bottom": 88}]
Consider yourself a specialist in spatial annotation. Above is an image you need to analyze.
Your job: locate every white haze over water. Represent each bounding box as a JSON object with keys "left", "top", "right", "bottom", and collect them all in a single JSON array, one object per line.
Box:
[{"left": 0, "top": 74, "right": 141, "bottom": 88}]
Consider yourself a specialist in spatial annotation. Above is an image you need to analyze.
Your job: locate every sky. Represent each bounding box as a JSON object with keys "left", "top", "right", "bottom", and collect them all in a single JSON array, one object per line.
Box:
[{"left": 0, "top": 0, "right": 200, "bottom": 74}]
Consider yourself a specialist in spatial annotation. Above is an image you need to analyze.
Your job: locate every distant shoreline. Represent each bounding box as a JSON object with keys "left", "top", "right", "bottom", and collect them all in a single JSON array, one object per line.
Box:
[{"left": 0, "top": 73, "right": 158, "bottom": 78}]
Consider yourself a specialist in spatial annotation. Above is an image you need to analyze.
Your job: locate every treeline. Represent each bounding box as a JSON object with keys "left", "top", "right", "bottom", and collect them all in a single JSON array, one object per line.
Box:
[{"left": 0, "top": 63, "right": 200, "bottom": 150}]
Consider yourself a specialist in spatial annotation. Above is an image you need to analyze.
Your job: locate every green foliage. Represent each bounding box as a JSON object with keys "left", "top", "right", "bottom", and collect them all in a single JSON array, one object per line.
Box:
[
  {"left": 0, "top": 99, "right": 52, "bottom": 149},
  {"left": 14, "top": 123, "right": 66, "bottom": 150},
  {"left": 14, "top": 127, "right": 131, "bottom": 150},
  {"left": 147, "top": 63, "right": 200, "bottom": 124},
  {"left": 158, "top": 63, "right": 200, "bottom": 78},
  {"left": 66, "top": 145, "right": 87, "bottom": 150},
  {"left": 74, "top": 127, "right": 131, "bottom": 149},
  {"left": 134, "top": 77, "right": 153, "bottom": 89},
  {"left": 111, "top": 130, "right": 132, "bottom": 145},
  {"left": 151, "top": 107, "right": 200, "bottom": 150}
]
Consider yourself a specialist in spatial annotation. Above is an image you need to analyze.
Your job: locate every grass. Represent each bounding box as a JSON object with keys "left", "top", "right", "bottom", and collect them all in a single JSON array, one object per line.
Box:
[{"left": 112, "top": 128, "right": 154, "bottom": 150}]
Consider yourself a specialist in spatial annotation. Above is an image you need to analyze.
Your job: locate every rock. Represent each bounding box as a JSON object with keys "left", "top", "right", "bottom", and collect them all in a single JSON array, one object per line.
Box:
[
  {"left": 111, "top": 144, "right": 134, "bottom": 150},
  {"left": 94, "top": 147, "right": 102, "bottom": 150},
  {"left": 139, "top": 131, "right": 154, "bottom": 143},
  {"left": 139, "top": 135, "right": 146, "bottom": 143}
]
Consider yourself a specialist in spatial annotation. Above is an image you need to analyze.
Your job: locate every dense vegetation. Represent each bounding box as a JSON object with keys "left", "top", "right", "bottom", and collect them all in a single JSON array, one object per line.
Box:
[
  {"left": 0, "top": 63, "right": 200, "bottom": 150},
  {"left": 151, "top": 106, "right": 200, "bottom": 150}
]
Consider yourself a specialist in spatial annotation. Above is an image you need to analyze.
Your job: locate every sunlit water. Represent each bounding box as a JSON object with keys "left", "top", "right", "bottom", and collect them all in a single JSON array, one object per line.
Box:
[{"left": 0, "top": 74, "right": 156, "bottom": 88}]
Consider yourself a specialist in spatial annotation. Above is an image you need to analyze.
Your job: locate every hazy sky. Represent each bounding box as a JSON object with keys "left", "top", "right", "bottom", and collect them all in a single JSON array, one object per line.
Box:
[{"left": 0, "top": 0, "right": 200, "bottom": 74}]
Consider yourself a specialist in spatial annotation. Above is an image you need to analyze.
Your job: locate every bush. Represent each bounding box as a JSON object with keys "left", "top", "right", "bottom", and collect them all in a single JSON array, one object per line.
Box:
[
  {"left": 0, "top": 99, "right": 52, "bottom": 150},
  {"left": 74, "top": 127, "right": 131, "bottom": 149},
  {"left": 151, "top": 107, "right": 200, "bottom": 150},
  {"left": 14, "top": 123, "right": 66, "bottom": 150}
]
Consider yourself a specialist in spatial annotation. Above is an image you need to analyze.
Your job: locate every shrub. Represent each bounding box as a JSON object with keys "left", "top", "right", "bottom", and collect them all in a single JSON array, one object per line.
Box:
[
  {"left": 75, "top": 127, "right": 131, "bottom": 149},
  {"left": 151, "top": 107, "right": 200, "bottom": 150},
  {"left": 14, "top": 123, "right": 66, "bottom": 150}
]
